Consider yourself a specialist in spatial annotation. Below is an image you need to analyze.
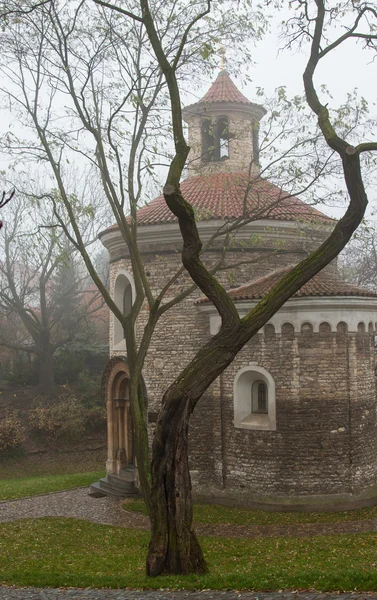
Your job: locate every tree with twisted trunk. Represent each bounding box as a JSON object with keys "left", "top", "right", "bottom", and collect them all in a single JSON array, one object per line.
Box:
[
  {"left": 2, "top": 0, "right": 377, "bottom": 576},
  {"left": 131, "top": 0, "right": 377, "bottom": 575}
]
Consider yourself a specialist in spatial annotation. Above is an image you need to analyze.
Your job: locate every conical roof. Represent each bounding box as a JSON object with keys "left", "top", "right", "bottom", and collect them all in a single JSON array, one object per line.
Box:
[
  {"left": 197, "top": 266, "right": 377, "bottom": 304},
  {"left": 198, "top": 70, "right": 252, "bottom": 105}
]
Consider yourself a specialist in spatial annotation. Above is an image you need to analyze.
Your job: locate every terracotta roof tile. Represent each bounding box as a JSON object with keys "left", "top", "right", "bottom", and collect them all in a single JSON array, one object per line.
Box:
[
  {"left": 197, "top": 266, "right": 377, "bottom": 304},
  {"left": 198, "top": 70, "right": 252, "bottom": 105},
  {"left": 102, "top": 172, "right": 334, "bottom": 235}
]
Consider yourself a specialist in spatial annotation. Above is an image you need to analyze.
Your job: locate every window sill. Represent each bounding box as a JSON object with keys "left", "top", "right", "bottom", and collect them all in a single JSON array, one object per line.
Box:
[
  {"left": 235, "top": 413, "right": 276, "bottom": 431},
  {"left": 113, "top": 341, "right": 126, "bottom": 352}
]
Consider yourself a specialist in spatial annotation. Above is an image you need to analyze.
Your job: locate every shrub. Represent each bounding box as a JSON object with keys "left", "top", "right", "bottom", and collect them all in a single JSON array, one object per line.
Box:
[
  {"left": 0, "top": 412, "right": 25, "bottom": 452},
  {"left": 28, "top": 394, "right": 106, "bottom": 443},
  {"left": 28, "top": 396, "right": 87, "bottom": 442},
  {"left": 76, "top": 371, "right": 103, "bottom": 408}
]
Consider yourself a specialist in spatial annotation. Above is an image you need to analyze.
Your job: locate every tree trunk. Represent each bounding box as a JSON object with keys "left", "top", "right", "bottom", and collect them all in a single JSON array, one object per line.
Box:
[
  {"left": 38, "top": 350, "right": 55, "bottom": 395},
  {"left": 147, "top": 385, "right": 207, "bottom": 576}
]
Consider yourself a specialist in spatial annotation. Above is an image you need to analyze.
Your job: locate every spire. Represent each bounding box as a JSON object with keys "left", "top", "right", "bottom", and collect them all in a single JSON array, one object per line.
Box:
[{"left": 198, "top": 70, "right": 252, "bottom": 105}]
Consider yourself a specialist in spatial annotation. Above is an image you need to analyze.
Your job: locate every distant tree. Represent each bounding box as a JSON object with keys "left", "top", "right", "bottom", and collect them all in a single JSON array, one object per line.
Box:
[
  {"left": 0, "top": 190, "right": 14, "bottom": 230},
  {"left": 339, "top": 224, "right": 377, "bottom": 291},
  {"left": 0, "top": 193, "right": 105, "bottom": 394}
]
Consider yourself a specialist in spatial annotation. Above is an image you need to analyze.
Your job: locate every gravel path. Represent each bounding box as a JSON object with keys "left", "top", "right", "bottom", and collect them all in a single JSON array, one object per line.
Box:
[
  {"left": 2, "top": 488, "right": 377, "bottom": 540},
  {"left": 1, "top": 589, "right": 377, "bottom": 600},
  {"left": 0, "top": 488, "right": 148, "bottom": 530}
]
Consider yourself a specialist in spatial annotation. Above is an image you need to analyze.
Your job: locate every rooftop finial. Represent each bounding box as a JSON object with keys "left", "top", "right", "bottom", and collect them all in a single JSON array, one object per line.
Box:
[{"left": 219, "top": 45, "right": 226, "bottom": 71}]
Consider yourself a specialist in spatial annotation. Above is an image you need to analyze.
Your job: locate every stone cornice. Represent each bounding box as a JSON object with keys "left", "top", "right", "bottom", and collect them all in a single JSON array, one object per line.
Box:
[
  {"left": 197, "top": 295, "right": 377, "bottom": 335},
  {"left": 100, "top": 218, "right": 328, "bottom": 256}
]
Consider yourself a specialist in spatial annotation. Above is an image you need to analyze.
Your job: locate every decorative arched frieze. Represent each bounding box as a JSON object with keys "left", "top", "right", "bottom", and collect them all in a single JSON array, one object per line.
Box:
[
  {"left": 281, "top": 322, "right": 295, "bottom": 339},
  {"left": 319, "top": 321, "right": 332, "bottom": 335},
  {"left": 200, "top": 296, "right": 377, "bottom": 336},
  {"left": 301, "top": 321, "right": 313, "bottom": 335},
  {"left": 233, "top": 364, "right": 276, "bottom": 431}
]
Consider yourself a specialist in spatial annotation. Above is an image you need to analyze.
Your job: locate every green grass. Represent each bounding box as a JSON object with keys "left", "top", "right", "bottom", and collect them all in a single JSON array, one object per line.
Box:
[
  {"left": 1, "top": 517, "right": 377, "bottom": 590},
  {"left": 124, "top": 498, "right": 377, "bottom": 526},
  {"left": 0, "top": 471, "right": 105, "bottom": 501}
]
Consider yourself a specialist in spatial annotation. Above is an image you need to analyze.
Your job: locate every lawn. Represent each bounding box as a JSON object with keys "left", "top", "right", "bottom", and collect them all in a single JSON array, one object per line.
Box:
[
  {"left": 0, "top": 471, "right": 105, "bottom": 501},
  {"left": 123, "top": 498, "right": 377, "bottom": 526},
  {"left": 1, "top": 517, "right": 377, "bottom": 590}
]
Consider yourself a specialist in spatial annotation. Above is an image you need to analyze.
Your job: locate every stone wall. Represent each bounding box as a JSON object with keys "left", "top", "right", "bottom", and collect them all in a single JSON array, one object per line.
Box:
[
  {"left": 184, "top": 109, "right": 260, "bottom": 177},
  {"left": 107, "top": 230, "right": 377, "bottom": 507},
  {"left": 195, "top": 322, "right": 377, "bottom": 503}
]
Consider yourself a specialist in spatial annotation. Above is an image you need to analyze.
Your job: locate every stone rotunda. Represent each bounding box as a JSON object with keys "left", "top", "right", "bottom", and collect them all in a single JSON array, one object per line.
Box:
[{"left": 94, "top": 71, "right": 377, "bottom": 511}]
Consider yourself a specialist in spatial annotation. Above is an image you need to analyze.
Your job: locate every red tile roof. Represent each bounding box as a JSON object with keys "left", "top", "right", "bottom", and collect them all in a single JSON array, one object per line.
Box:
[
  {"left": 198, "top": 70, "right": 252, "bottom": 105},
  {"left": 102, "top": 173, "right": 334, "bottom": 234},
  {"left": 197, "top": 266, "right": 377, "bottom": 304}
]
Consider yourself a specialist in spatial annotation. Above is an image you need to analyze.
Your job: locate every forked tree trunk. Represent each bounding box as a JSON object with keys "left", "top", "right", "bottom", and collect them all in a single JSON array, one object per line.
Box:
[{"left": 147, "top": 385, "right": 207, "bottom": 576}]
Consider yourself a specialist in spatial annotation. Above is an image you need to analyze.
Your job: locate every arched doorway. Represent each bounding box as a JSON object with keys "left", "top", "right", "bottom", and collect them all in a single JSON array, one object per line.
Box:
[{"left": 102, "top": 357, "right": 134, "bottom": 476}]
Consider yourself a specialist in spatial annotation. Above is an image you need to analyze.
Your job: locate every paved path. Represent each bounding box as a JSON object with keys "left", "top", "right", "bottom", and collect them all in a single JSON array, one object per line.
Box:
[
  {"left": 1, "top": 589, "right": 377, "bottom": 600},
  {"left": 2, "top": 488, "right": 377, "bottom": 540}
]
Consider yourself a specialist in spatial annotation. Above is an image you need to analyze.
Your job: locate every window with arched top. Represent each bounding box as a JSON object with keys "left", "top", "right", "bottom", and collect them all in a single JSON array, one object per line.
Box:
[
  {"left": 201, "top": 116, "right": 230, "bottom": 163},
  {"left": 234, "top": 366, "right": 276, "bottom": 431},
  {"left": 217, "top": 116, "right": 229, "bottom": 160},
  {"left": 201, "top": 118, "right": 215, "bottom": 162},
  {"left": 113, "top": 271, "right": 134, "bottom": 349},
  {"left": 252, "top": 380, "right": 268, "bottom": 414}
]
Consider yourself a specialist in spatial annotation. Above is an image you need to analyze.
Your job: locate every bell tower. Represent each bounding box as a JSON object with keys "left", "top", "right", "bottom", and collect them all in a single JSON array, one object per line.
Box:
[{"left": 182, "top": 70, "right": 266, "bottom": 178}]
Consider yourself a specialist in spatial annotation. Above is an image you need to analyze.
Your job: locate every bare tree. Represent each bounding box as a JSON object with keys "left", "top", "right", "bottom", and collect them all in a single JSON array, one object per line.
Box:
[
  {"left": 0, "top": 0, "right": 270, "bottom": 522},
  {"left": 1, "top": 0, "right": 376, "bottom": 578},
  {"left": 0, "top": 192, "right": 105, "bottom": 393},
  {"left": 117, "top": 0, "right": 377, "bottom": 575}
]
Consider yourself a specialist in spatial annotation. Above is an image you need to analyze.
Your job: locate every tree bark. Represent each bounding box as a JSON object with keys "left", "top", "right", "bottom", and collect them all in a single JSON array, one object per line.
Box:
[
  {"left": 38, "top": 341, "right": 55, "bottom": 395},
  {"left": 147, "top": 386, "right": 207, "bottom": 576}
]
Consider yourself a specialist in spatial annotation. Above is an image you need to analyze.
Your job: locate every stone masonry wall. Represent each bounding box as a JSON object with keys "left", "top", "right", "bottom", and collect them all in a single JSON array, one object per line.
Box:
[
  {"left": 107, "top": 231, "right": 377, "bottom": 502},
  {"left": 206, "top": 323, "right": 377, "bottom": 499},
  {"left": 185, "top": 110, "right": 259, "bottom": 178},
  {"left": 108, "top": 243, "right": 306, "bottom": 487}
]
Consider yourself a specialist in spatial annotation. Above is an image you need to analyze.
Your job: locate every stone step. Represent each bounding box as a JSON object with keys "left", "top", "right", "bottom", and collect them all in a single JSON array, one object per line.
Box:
[
  {"left": 89, "top": 475, "right": 140, "bottom": 499},
  {"left": 102, "top": 476, "right": 136, "bottom": 494},
  {"left": 88, "top": 481, "right": 107, "bottom": 498},
  {"left": 109, "top": 469, "right": 135, "bottom": 483}
]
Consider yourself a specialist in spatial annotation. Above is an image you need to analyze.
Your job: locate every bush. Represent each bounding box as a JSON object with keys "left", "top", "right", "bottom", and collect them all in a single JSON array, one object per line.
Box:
[
  {"left": 29, "top": 396, "right": 87, "bottom": 442},
  {"left": 0, "top": 412, "right": 25, "bottom": 452},
  {"left": 28, "top": 394, "right": 106, "bottom": 442},
  {"left": 76, "top": 371, "right": 103, "bottom": 408}
]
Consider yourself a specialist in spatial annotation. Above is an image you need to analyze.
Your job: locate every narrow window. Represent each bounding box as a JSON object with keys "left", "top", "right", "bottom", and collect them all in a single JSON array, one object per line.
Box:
[
  {"left": 123, "top": 284, "right": 132, "bottom": 317},
  {"left": 252, "top": 121, "right": 260, "bottom": 165},
  {"left": 217, "top": 116, "right": 229, "bottom": 160},
  {"left": 201, "top": 118, "right": 215, "bottom": 162},
  {"left": 257, "top": 383, "right": 267, "bottom": 411},
  {"left": 252, "top": 380, "right": 268, "bottom": 414}
]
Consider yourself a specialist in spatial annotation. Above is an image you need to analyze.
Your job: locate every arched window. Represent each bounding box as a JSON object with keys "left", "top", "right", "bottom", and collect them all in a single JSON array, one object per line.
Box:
[
  {"left": 252, "top": 121, "right": 260, "bottom": 165},
  {"left": 252, "top": 380, "right": 268, "bottom": 413},
  {"left": 217, "top": 116, "right": 229, "bottom": 160},
  {"left": 201, "top": 118, "right": 215, "bottom": 162},
  {"left": 201, "top": 116, "right": 230, "bottom": 162},
  {"left": 233, "top": 366, "right": 276, "bottom": 431},
  {"left": 113, "top": 271, "right": 134, "bottom": 348}
]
